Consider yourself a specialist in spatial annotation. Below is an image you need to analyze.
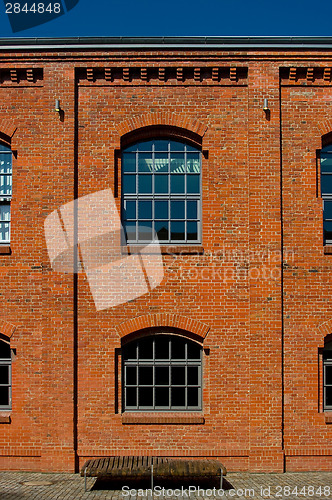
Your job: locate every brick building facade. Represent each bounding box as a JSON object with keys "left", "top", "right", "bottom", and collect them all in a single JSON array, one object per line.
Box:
[{"left": 0, "top": 36, "right": 332, "bottom": 473}]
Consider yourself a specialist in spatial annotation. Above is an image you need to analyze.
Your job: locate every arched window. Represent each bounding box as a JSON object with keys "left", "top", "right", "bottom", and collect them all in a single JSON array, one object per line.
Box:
[
  {"left": 0, "top": 339, "right": 12, "bottom": 410},
  {"left": 323, "top": 340, "right": 332, "bottom": 410},
  {"left": 122, "top": 139, "right": 201, "bottom": 244},
  {"left": 122, "top": 335, "right": 202, "bottom": 411},
  {"left": 321, "top": 144, "right": 332, "bottom": 244},
  {"left": 0, "top": 143, "right": 12, "bottom": 243}
]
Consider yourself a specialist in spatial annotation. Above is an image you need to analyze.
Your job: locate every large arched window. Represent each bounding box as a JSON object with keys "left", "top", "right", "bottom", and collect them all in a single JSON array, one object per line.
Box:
[
  {"left": 323, "top": 340, "right": 332, "bottom": 410},
  {"left": 122, "top": 139, "right": 201, "bottom": 244},
  {"left": 0, "top": 339, "right": 12, "bottom": 410},
  {"left": 122, "top": 335, "right": 202, "bottom": 411},
  {"left": 0, "top": 143, "right": 12, "bottom": 243}
]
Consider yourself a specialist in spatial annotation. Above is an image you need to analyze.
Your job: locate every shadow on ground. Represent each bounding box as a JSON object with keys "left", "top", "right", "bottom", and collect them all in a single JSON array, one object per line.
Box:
[{"left": 92, "top": 477, "right": 234, "bottom": 491}]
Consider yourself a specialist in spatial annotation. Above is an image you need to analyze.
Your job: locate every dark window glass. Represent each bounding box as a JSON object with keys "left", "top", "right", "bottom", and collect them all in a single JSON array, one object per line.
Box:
[
  {"left": 139, "top": 338, "right": 153, "bottom": 359},
  {"left": 139, "top": 387, "right": 153, "bottom": 407},
  {"left": 171, "top": 174, "right": 185, "bottom": 193},
  {"left": 187, "top": 201, "right": 197, "bottom": 220},
  {"left": 170, "top": 154, "right": 185, "bottom": 173},
  {"left": 155, "top": 367, "right": 169, "bottom": 386},
  {"left": 155, "top": 201, "right": 168, "bottom": 219},
  {"left": 139, "top": 367, "right": 153, "bottom": 385},
  {"left": 155, "top": 337, "right": 170, "bottom": 359},
  {"left": 326, "top": 387, "right": 332, "bottom": 407},
  {"left": 171, "top": 221, "right": 185, "bottom": 241},
  {"left": 122, "top": 153, "right": 136, "bottom": 173},
  {"left": 324, "top": 221, "right": 332, "bottom": 242},
  {"left": 155, "top": 221, "right": 168, "bottom": 241},
  {"left": 171, "top": 337, "right": 186, "bottom": 359},
  {"left": 0, "top": 387, "right": 9, "bottom": 407},
  {"left": 123, "top": 342, "right": 137, "bottom": 361},
  {"left": 325, "top": 365, "right": 332, "bottom": 385},
  {"left": 126, "top": 366, "right": 137, "bottom": 385},
  {"left": 126, "top": 387, "right": 137, "bottom": 407},
  {"left": 124, "top": 222, "right": 136, "bottom": 241},
  {"left": 138, "top": 201, "right": 152, "bottom": 220},
  {"left": 187, "top": 153, "right": 201, "bottom": 173},
  {"left": 188, "top": 366, "right": 199, "bottom": 385},
  {"left": 154, "top": 140, "right": 169, "bottom": 151},
  {"left": 171, "top": 366, "right": 185, "bottom": 385},
  {"left": 138, "top": 222, "right": 153, "bottom": 241},
  {"left": 125, "top": 201, "right": 136, "bottom": 220},
  {"left": 187, "top": 387, "right": 199, "bottom": 407},
  {"left": 137, "top": 141, "right": 154, "bottom": 151},
  {"left": 187, "top": 342, "right": 201, "bottom": 360},
  {"left": 138, "top": 175, "right": 152, "bottom": 194},
  {"left": 155, "top": 175, "right": 168, "bottom": 194},
  {"left": 171, "top": 387, "right": 185, "bottom": 407},
  {"left": 155, "top": 387, "right": 169, "bottom": 407},
  {"left": 138, "top": 153, "right": 153, "bottom": 172},
  {"left": 187, "top": 221, "right": 198, "bottom": 241},
  {"left": 155, "top": 153, "right": 169, "bottom": 173},
  {"left": 171, "top": 201, "right": 185, "bottom": 220},
  {"left": 321, "top": 154, "right": 332, "bottom": 173},
  {"left": 321, "top": 174, "right": 332, "bottom": 195},
  {"left": 123, "top": 175, "right": 136, "bottom": 194},
  {"left": 0, "top": 342, "right": 10, "bottom": 359},
  {"left": 0, "top": 366, "right": 9, "bottom": 384},
  {"left": 187, "top": 175, "right": 200, "bottom": 194}
]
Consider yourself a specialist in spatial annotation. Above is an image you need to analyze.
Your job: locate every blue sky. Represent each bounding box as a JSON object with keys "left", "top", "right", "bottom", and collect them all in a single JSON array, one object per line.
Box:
[{"left": 0, "top": 0, "right": 332, "bottom": 37}]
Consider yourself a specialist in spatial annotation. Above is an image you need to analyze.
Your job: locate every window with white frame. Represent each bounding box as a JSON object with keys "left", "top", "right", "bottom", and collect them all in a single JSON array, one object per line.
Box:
[
  {"left": 122, "top": 335, "right": 202, "bottom": 411},
  {"left": 122, "top": 139, "right": 201, "bottom": 244},
  {"left": 0, "top": 144, "right": 12, "bottom": 244},
  {"left": 0, "top": 339, "right": 12, "bottom": 410}
]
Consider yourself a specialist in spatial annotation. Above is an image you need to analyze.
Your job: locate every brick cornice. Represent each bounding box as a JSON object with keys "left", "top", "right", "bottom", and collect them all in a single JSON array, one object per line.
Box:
[
  {"left": 0, "top": 319, "right": 16, "bottom": 339},
  {"left": 115, "top": 313, "right": 210, "bottom": 341}
]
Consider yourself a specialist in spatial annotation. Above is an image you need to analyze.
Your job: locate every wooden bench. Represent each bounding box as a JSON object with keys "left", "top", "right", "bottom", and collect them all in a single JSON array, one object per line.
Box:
[{"left": 81, "top": 456, "right": 227, "bottom": 492}]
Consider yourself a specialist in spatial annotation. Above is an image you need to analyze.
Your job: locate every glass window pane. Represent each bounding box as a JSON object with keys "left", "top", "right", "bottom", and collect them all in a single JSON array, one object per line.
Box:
[
  {"left": 324, "top": 200, "right": 332, "bottom": 220},
  {"left": 126, "top": 387, "right": 137, "bottom": 407},
  {"left": 123, "top": 342, "right": 137, "bottom": 361},
  {"left": 138, "top": 222, "right": 152, "bottom": 241},
  {"left": 0, "top": 341, "right": 10, "bottom": 359},
  {"left": 186, "top": 144, "right": 199, "bottom": 152},
  {"left": 155, "top": 221, "right": 168, "bottom": 241},
  {"left": 0, "top": 366, "right": 9, "bottom": 384},
  {"left": 124, "top": 144, "right": 138, "bottom": 152},
  {"left": 138, "top": 175, "right": 152, "bottom": 194},
  {"left": 170, "top": 141, "right": 185, "bottom": 152},
  {"left": 122, "top": 153, "right": 136, "bottom": 173},
  {"left": 0, "top": 155, "right": 12, "bottom": 174},
  {"left": 154, "top": 140, "right": 169, "bottom": 152},
  {"left": 0, "top": 175, "right": 12, "bottom": 196},
  {"left": 124, "top": 222, "right": 136, "bottom": 241},
  {"left": 187, "top": 342, "right": 201, "bottom": 360},
  {"left": 0, "top": 222, "right": 10, "bottom": 242},
  {"left": 155, "top": 387, "right": 170, "bottom": 407},
  {"left": 171, "top": 221, "right": 185, "bottom": 241},
  {"left": 187, "top": 387, "right": 199, "bottom": 407},
  {"left": 0, "top": 386, "right": 9, "bottom": 406},
  {"left": 171, "top": 387, "right": 185, "bottom": 407},
  {"left": 187, "top": 366, "right": 199, "bottom": 385},
  {"left": 155, "top": 366, "right": 169, "bottom": 386},
  {"left": 138, "top": 153, "right": 153, "bottom": 172},
  {"left": 126, "top": 366, "right": 137, "bottom": 385},
  {"left": 170, "top": 154, "right": 185, "bottom": 173},
  {"left": 187, "top": 201, "right": 198, "bottom": 220},
  {"left": 0, "top": 145, "right": 11, "bottom": 152},
  {"left": 187, "top": 221, "right": 198, "bottom": 241},
  {"left": 139, "top": 387, "right": 153, "bottom": 407},
  {"left": 324, "top": 221, "right": 332, "bottom": 242},
  {"left": 155, "top": 201, "right": 168, "bottom": 219},
  {"left": 154, "top": 153, "right": 169, "bottom": 173},
  {"left": 171, "top": 201, "right": 185, "bottom": 220},
  {"left": 321, "top": 154, "right": 332, "bottom": 173},
  {"left": 123, "top": 175, "right": 136, "bottom": 194},
  {"left": 139, "top": 338, "right": 153, "bottom": 359},
  {"left": 326, "top": 386, "right": 332, "bottom": 407},
  {"left": 321, "top": 174, "right": 332, "bottom": 195},
  {"left": 138, "top": 141, "right": 153, "bottom": 151},
  {"left": 325, "top": 365, "right": 332, "bottom": 385},
  {"left": 138, "top": 201, "right": 152, "bottom": 220},
  {"left": 171, "top": 337, "right": 186, "bottom": 359},
  {"left": 171, "top": 366, "right": 185, "bottom": 385},
  {"left": 187, "top": 175, "right": 200, "bottom": 194},
  {"left": 139, "top": 366, "right": 153, "bottom": 385},
  {"left": 155, "top": 337, "right": 170, "bottom": 359},
  {"left": 155, "top": 175, "right": 168, "bottom": 194},
  {"left": 171, "top": 175, "right": 185, "bottom": 193},
  {"left": 124, "top": 201, "right": 136, "bottom": 220},
  {"left": 187, "top": 153, "right": 200, "bottom": 173}
]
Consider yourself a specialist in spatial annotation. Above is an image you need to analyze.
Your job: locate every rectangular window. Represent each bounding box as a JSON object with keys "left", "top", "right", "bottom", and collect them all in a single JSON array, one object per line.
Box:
[
  {"left": 0, "top": 145, "right": 12, "bottom": 244},
  {"left": 0, "top": 340, "right": 12, "bottom": 410}
]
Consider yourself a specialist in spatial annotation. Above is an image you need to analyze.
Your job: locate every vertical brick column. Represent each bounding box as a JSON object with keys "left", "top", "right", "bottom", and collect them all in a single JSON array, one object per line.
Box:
[{"left": 248, "top": 62, "right": 284, "bottom": 471}]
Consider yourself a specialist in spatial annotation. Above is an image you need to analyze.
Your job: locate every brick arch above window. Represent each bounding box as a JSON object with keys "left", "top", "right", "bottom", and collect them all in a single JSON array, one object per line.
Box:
[
  {"left": 115, "top": 313, "right": 210, "bottom": 342},
  {"left": 317, "top": 119, "right": 332, "bottom": 138},
  {"left": 0, "top": 119, "right": 17, "bottom": 143},
  {"left": 0, "top": 319, "right": 16, "bottom": 339}
]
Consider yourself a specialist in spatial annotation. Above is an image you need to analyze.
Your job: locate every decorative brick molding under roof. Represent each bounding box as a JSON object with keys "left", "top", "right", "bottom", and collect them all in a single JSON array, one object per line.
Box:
[
  {"left": 280, "top": 66, "right": 332, "bottom": 85},
  {"left": 0, "top": 68, "right": 43, "bottom": 86},
  {"left": 115, "top": 313, "right": 210, "bottom": 341}
]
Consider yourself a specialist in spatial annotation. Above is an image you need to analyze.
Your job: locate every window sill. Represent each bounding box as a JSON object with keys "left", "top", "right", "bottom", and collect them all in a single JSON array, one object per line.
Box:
[
  {"left": 0, "top": 245, "right": 11, "bottom": 255},
  {"left": 0, "top": 411, "right": 11, "bottom": 423},
  {"left": 122, "top": 413, "right": 204, "bottom": 425},
  {"left": 124, "top": 245, "right": 204, "bottom": 255}
]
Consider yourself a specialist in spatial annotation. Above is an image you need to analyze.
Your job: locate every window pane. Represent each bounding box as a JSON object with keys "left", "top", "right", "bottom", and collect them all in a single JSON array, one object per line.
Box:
[
  {"left": 321, "top": 154, "right": 332, "bottom": 173},
  {"left": 126, "top": 366, "right": 137, "bottom": 386},
  {"left": 138, "top": 141, "right": 153, "bottom": 151},
  {"left": 155, "top": 221, "right": 168, "bottom": 241},
  {"left": 171, "top": 337, "right": 186, "bottom": 359},
  {"left": 187, "top": 342, "right": 201, "bottom": 360},
  {"left": 187, "top": 221, "right": 198, "bottom": 241},
  {"left": 155, "top": 153, "right": 169, "bottom": 173},
  {"left": 138, "top": 153, "right": 153, "bottom": 172},
  {"left": 171, "top": 387, "right": 185, "bottom": 407},
  {"left": 138, "top": 201, "right": 152, "bottom": 219},
  {"left": 171, "top": 221, "right": 185, "bottom": 241},
  {"left": 124, "top": 222, "right": 136, "bottom": 241},
  {"left": 171, "top": 201, "right": 185, "bottom": 220},
  {"left": 139, "top": 367, "right": 153, "bottom": 385},
  {"left": 154, "top": 140, "right": 169, "bottom": 152},
  {"left": 139, "top": 387, "right": 153, "bottom": 407},
  {"left": 139, "top": 338, "right": 153, "bottom": 359},
  {"left": 187, "top": 201, "right": 198, "bottom": 220},
  {"left": 155, "top": 175, "right": 168, "bottom": 194},
  {"left": 124, "top": 201, "right": 136, "bottom": 220},
  {"left": 171, "top": 175, "right": 185, "bottom": 193},
  {"left": 321, "top": 174, "right": 332, "bottom": 195},
  {"left": 170, "top": 141, "right": 185, "bottom": 152},
  {"left": 187, "top": 153, "right": 200, "bottom": 173},
  {"left": 155, "top": 337, "right": 170, "bottom": 359},
  {"left": 170, "top": 154, "right": 185, "bottom": 173},
  {"left": 187, "top": 366, "right": 199, "bottom": 385},
  {"left": 138, "top": 222, "right": 153, "bottom": 241},
  {"left": 0, "top": 175, "right": 12, "bottom": 196},
  {"left": 122, "top": 153, "right": 136, "bottom": 173},
  {"left": 171, "top": 366, "right": 185, "bottom": 385},
  {"left": 126, "top": 387, "right": 137, "bottom": 407},
  {"left": 325, "top": 365, "right": 332, "bottom": 385},
  {"left": 138, "top": 175, "right": 152, "bottom": 194},
  {"left": 0, "top": 386, "right": 9, "bottom": 406},
  {"left": 123, "top": 342, "right": 137, "bottom": 361},
  {"left": 0, "top": 223, "right": 10, "bottom": 242},
  {"left": 155, "top": 387, "right": 170, "bottom": 407},
  {"left": 187, "top": 175, "right": 200, "bottom": 194},
  {"left": 0, "top": 366, "right": 9, "bottom": 384},
  {"left": 155, "top": 201, "right": 168, "bottom": 219},
  {"left": 187, "top": 387, "right": 199, "bottom": 407},
  {"left": 326, "top": 386, "right": 332, "bottom": 407},
  {"left": 123, "top": 175, "right": 136, "bottom": 194},
  {"left": 155, "top": 366, "right": 169, "bottom": 386},
  {"left": 0, "top": 341, "right": 10, "bottom": 359},
  {"left": 324, "top": 221, "right": 332, "bottom": 242},
  {"left": 0, "top": 155, "right": 12, "bottom": 174}
]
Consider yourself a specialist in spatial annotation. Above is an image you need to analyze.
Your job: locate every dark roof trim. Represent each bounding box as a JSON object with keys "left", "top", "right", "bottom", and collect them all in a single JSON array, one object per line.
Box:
[{"left": 1, "top": 36, "right": 332, "bottom": 50}]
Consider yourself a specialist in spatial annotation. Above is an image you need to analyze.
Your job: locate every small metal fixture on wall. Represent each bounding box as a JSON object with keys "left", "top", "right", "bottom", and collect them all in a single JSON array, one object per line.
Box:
[
  {"left": 263, "top": 98, "right": 270, "bottom": 119},
  {"left": 55, "top": 98, "right": 61, "bottom": 113}
]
